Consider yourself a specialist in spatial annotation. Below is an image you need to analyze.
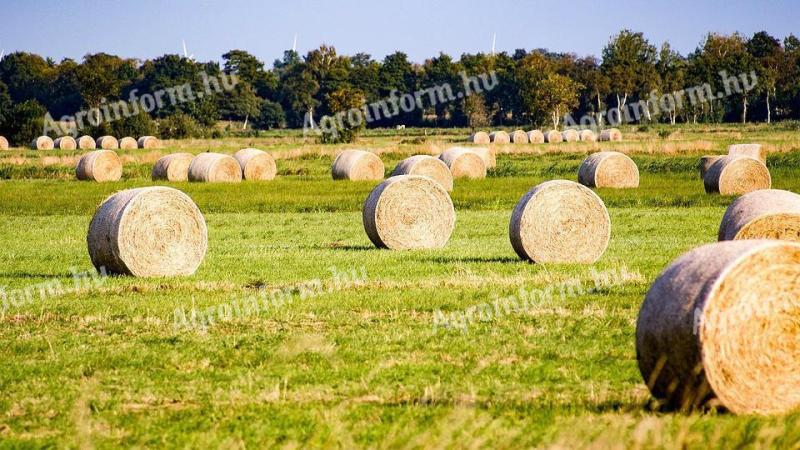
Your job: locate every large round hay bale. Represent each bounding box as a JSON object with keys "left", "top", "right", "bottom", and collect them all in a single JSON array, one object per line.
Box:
[
  {"left": 438, "top": 147, "right": 486, "bottom": 179},
  {"left": 76, "top": 150, "right": 122, "bottom": 182},
  {"left": 391, "top": 155, "right": 453, "bottom": 191},
  {"left": 543, "top": 130, "right": 563, "bottom": 143},
  {"left": 527, "top": 130, "right": 545, "bottom": 144},
  {"left": 137, "top": 136, "right": 160, "bottom": 149},
  {"left": 510, "top": 130, "right": 528, "bottom": 144},
  {"left": 578, "top": 151, "right": 639, "bottom": 189},
  {"left": 331, "top": 150, "right": 384, "bottom": 181},
  {"left": 188, "top": 153, "right": 242, "bottom": 183},
  {"left": 30, "top": 136, "right": 54, "bottom": 150},
  {"left": 234, "top": 148, "right": 277, "bottom": 181},
  {"left": 152, "top": 153, "right": 194, "bottom": 182},
  {"left": 599, "top": 128, "right": 623, "bottom": 142},
  {"left": 718, "top": 189, "right": 800, "bottom": 242},
  {"left": 363, "top": 175, "right": 455, "bottom": 250},
  {"left": 579, "top": 130, "right": 597, "bottom": 142},
  {"left": 54, "top": 136, "right": 77, "bottom": 150},
  {"left": 561, "top": 129, "right": 580, "bottom": 142},
  {"left": 469, "top": 131, "right": 490, "bottom": 144},
  {"left": 96, "top": 136, "right": 119, "bottom": 150},
  {"left": 698, "top": 155, "right": 725, "bottom": 179},
  {"left": 489, "top": 131, "right": 510, "bottom": 144},
  {"left": 87, "top": 186, "right": 208, "bottom": 277},
  {"left": 728, "top": 143, "right": 766, "bottom": 164},
  {"left": 119, "top": 137, "right": 138, "bottom": 149},
  {"left": 77, "top": 135, "right": 96, "bottom": 150},
  {"left": 509, "top": 180, "right": 610, "bottom": 263},
  {"left": 703, "top": 156, "right": 771, "bottom": 195},
  {"left": 636, "top": 240, "right": 800, "bottom": 414},
  {"left": 469, "top": 147, "right": 496, "bottom": 170},
  {"left": 0, "top": 136, "right": 8, "bottom": 150}
]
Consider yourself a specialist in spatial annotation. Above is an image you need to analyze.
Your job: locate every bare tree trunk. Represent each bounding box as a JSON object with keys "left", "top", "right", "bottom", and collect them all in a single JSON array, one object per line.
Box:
[
  {"left": 766, "top": 92, "right": 771, "bottom": 124},
  {"left": 596, "top": 94, "right": 604, "bottom": 127},
  {"left": 742, "top": 97, "right": 748, "bottom": 124}
]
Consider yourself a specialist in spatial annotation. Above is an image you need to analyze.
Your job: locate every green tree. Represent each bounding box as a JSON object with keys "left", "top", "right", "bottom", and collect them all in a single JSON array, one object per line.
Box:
[
  {"left": 319, "top": 87, "right": 365, "bottom": 143},
  {"left": 601, "top": 30, "right": 658, "bottom": 123},
  {"left": 0, "top": 52, "right": 54, "bottom": 105},
  {"left": 657, "top": 43, "right": 687, "bottom": 124},
  {"left": 747, "top": 31, "right": 783, "bottom": 123},
  {"left": 76, "top": 53, "right": 137, "bottom": 107},
  {"left": 4, "top": 100, "right": 47, "bottom": 145},
  {"left": 697, "top": 33, "right": 757, "bottom": 123},
  {"left": 255, "top": 100, "right": 286, "bottom": 129}
]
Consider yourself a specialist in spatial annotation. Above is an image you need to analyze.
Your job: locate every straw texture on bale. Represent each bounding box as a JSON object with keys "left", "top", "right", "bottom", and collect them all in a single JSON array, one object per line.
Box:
[
  {"left": 438, "top": 147, "right": 487, "bottom": 179},
  {"left": 87, "top": 187, "right": 208, "bottom": 277},
  {"left": 469, "top": 131, "right": 490, "bottom": 144},
  {"left": 151, "top": 153, "right": 194, "bottom": 181},
  {"left": 543, "top": 130, "right": 563, "bottom": 143},
  {"left": 0, "top": 136, "right": 7, "bottom": 150},
  {"left": 728, "top": 143, "right": 766, "bottom": 164},
  {"left": 599, "top": 128, "right": 623, "bottom": 142},
  {"left": 469, "top": 147, "right": 496, "bottom": 170},
  {"left": 234, "top": 148, "right": 277, "bottom": 181},
  {"left": 331, "top": 150, "right": 384, "bottom": 181},
  {"left": 527, "top": 130, "right": 545, "bottom": 144},
  {"left": 76, "top": 150, "right": 122, "bottom": 182},
  {"left": 188, "top": 152, "right": 242, "bottom": 183},
  {"left": 698, "top": 155, "right": 725, "bottom": 179},
  {"left": 119, "top": 137, "right": 138, "bottom": 149},
  {"left": 54, "top": 136, "right": 77, "bottom": 150},
  {"left": 509, "top": 180, "right": 611, "bottom": 263},
  {"left": 561, "top": 129, "right": 580, "bottom": 142},
  {"left": 96, "top": 136, "right": 119, "bottom": 150},
  {"left": 636, "top": 240, "right": 800, "bottom": 415},
  {"left": 391, "top": 155, "right": 454, "bottom": 191},
  {"left": 137, "top": 136, "right": 160, "bottom": 149},
  {"left": 718, "top": 189, "right": 800, "bottom": 242},
  {"left": 703, "top": 156, "right": 771, "bottom": 195},
  {"left": 489, "top": 131, "right": 510, "bottom": 144},
  {"left": 30, "top": 136, "right": 54, "bottom": 150},
  {"left": 363, "top": 175, "right": 455, "bottom": 250},
  {"left": 77, "top": 135, "right": 96, "bottom": 150},
  {"left": 578, "top": 151, "right": 639, "bottom": 188},
  {"left": 579, "top": 129, "right": 597, "bottom": 142},
  {"left": 510, "top": 130, "right": 528, "bottom": 144}
]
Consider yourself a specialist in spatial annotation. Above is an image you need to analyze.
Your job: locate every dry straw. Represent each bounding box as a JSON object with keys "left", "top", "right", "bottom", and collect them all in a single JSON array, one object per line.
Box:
[
  {"left": 579, "top": 129, "right": 597, "bottom": 142},
  {"left": 391, "top": 155, "right": 454, "bottom": 191},
  {"left": 87, "top": 186, "right": 208, "bottom": 277},
  {"left": 469, "top": 131, "right": 490, "bottom": 144},
  {"left": 718, "top": 189, "right": 800, "bottom": 242},
  {"left": 188, "top": 152, "right": 242, "bottom": 183},
  {"left": 331, "top": 150, "right": 385, "bottom": 181},
  {"left": 489, "top": 131, "right": 510, "bottom": 144},
  {"left": 527, "top": 130, "right": 545, "bottom": 144},
  {"left": 77, "top": 135, "right": 96, "bottom": 150},
  {"left": 76, "top": 150, "right": 123, "bottom": 182},
  {"left": 234, "top": 148, "right": 277, "bottom": 181},
  {"left": 599, "top": 128, "right": 623, "bottom": 142},
  {"left": 578, "top": 151, "right": 640, "bottom": 188},
  {"left": 509, "top": 180, "right": 611, "bottom": 263},
  {"left": 363, "top": 175, "right": 455, "bottom": 250},
  {"left": 703, "top": 156, "right": 771, "bottom": 195},
  {"left": 54, "top": 136, "right": 77, "bottom": 150},
  {"left": 96, "top": 136, "right": 119, "bottom": 150},
  {"left": 728, "top": 143, "right": 766, "bottom": 164},
  {"left": 510, "top": 130, "right": 529, "bottom": 144},
  {"left": 636, "top": 240, "right": 800, "bottom": 415},
  {"left": 543, "top": 130, "right": 563, "bottom": 143},
  {"left": 152, "top": 153, "right": 195, "bottom": 181},
  {"left": 561, "top": 129, "right": 580, "bottom": 142},
  {"left": 119, "top": 137, "right": 138, "bottom": 149},
  {"left": 137, "top": 136, "right": 160, "bottom": 149},
  {"left": 30, "top": 136, "right": 54, "bottom": 150},
  {"left": 698, "top": 155, "right": 725, "bottom": 179},
  {"left": 438, "top": 147, "right": 487, "bottom": 179},
  {"left": 469, "top": 147, "right": 496, "bottom": 169},
  {"left": 0, "top": 136, "right": 8, "bottom": 150}
]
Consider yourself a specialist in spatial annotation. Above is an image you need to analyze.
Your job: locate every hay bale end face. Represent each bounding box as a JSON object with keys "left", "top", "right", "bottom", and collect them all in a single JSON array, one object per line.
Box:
[
  {"left": 561, "top": 129, "right": 580, "bottom": 142},
  {"left": 718, "top": 189, "right": 800, "bottom": 242},
  {"left": 77, "top": 135, "right": 96, "bottom": 150},
  {"left": 579, "top": 130, "right": 597, "bottom": 142},
  {"left": 438, "top": 147, "right": 487, "bottom": 179},
  {"left": 636, "top": 240, "right": 800, "bottom": 414},
  {"left": 76, "top": 150, "right": 122, "bottom": 182},
  {"left": 510, "top": 130, "right": 529, "bottom": 144},
  {"left": 509, "top": 180, "right": 611, "bottom": 263},
  {"left": 728, "top": 143, "right": 766, "bottom": 164},
  {"left": 331, "top": 150, "right": 384, "bottom": 181},
  {"left": 469, "top": 131, "right": 490, "bottom": 144},
  {"left": 599, "top": 128, "right": 623, "bottom": 142},
  {"left": 96, "top": 136, "right": 119, "bottom": 150},
  {"left": 489, "top": 131, "right": 510, "bottom": 144},
  {"left": 391, "top": 155, "right": 454, "bottom": 191},
  {"left": 698, "top": 155, "right": 725, "bottom": 179},
  {"left": 152, "top": 153, "right": 195, "bottom": 182},
  {"left": 0, "top": 136, "right": 8, "bottom": 150},
  {"left": 543, "top": 130, "right": 563, "bottom": 143},
  {"left": 138, "top": 136, "right": 160, "bottom": 149},
  {"left": 468, "top": 147, "right": 496, "bottom": 169},
  {"left": 188, "top": 153, "right": 242, "bottom": 183},
  {"left": 363, "top": 175, "right": 455, "bottom": 250},
  {"left": 87, "top": 187, "right": 208, "bottom": 277},
  {"left": 54, "top": 136, "right": 77, "bottom": 150},
  {"left": 704, "top": 156, "right": 771, "bottom": 195},
  {"left": 578, "top": 151, "right": 639, "bottom": 188},
  {"left": 234, "top": 148, "right": 277, "bottom": 181},
  {"left": 119, "top": 137, "right": 138, "bottom": 149},
  {"left": 30, "top": 136, "right": 54, "bottom": 150},
  {"left": 527, "top": 130, "right": 545, "bottom": 144}
]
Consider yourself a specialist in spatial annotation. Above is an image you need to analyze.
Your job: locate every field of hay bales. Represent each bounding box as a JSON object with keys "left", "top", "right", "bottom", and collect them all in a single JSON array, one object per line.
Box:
[{"left": 1, "top": 123, "right": 800, "bottom": 448}]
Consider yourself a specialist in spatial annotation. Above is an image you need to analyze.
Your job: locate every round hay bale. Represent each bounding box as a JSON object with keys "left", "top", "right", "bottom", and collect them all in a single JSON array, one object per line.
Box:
[
  {"left": 510, "top": 130, "right": 529, "bottom": 144},
  {"left": 703, "top": 156, "right": 771, "bottom": 195},
  {"left": 599, "top": 128, "right": 623, "bottom": 142},
  {"left": 728, "top": 144, "right": 766, "bottom": 164},
  {"left": 331, "top": 150, "right": 384, "bottom": 181},
  {"left": 698, "top": 155, "right": 725, "bottom": 179},
  {"left": 96, "top": 136, "right": 119, "bottom": 150},
  {"left": 391, "top": 155, "right": 454, "bottom": 191},
  {"left": 578, "top": 151, "right": 639, "bottom": 189},
  {"left": 0, "top": 136, "right": 8, "bottom": 150},
  {"left": 119, "top": 137, "right": 138, "bottom": 149},
  {"left": 469, "top": 131, "right": 490, "bottom": 144},
  {"left": 561, "top": 129, "right": 580, "bottom": 142},
  {"left": 635, "top": 240, "right": 800, "bottom": 414},
  {"left": 87, "top": 186, "right": 208, "bottom": 277},
  {"left": 438, "top": 147, "right": 487, "bottom": 179},
  {"left": 77, "top": 135, "right": 97, "bottom": 150},
  {"left": 54, "top": 136, "right": 77, "bottom": 150},
  {"left": 543, "top": 130, "right": 563, "bottom": 143},
  {"left": 152, "top": 153, "right": 195, "bottom": 182},
  {"left": 30, "top": 136, "right": 54, "bottom": 150},
  {"left": 234, "top": 148, "right": 277, "bottom": 181},
  {"left": 579, "top": 129, "right": 597, "bottom": 142},
  {"left": 509, "top": 180, "right": 610, "bottom": 263},
  {"left": 718, "top": 189, "right": 800, "bottom": 242},
  {"left": 137, "top": 136, "right": 160, "bottom": 149},
  {"left": 76, "top": 150, "right": 122, "bottom": 182},
  {"left": 188, "top": 152, "right": 242, "bottom": 183},
  {"left": 489, "top": 131, "right": 510, "bottom": 144},
  {"left": 469, "top": 147, "right": 496, "bottom": 170},
  {"left": 527, "top": 130, "right": 545, "bottom": 144},
  {"left": 363, "top": 175, "right": 455, "bottom": 250}
]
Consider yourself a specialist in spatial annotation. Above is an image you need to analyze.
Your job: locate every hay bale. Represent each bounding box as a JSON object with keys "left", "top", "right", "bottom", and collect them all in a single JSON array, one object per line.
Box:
[
  {"left": 599, "top": 128, "right": 623, "bottom": 142},
  {"left": 30, "top": 136, "right": 54, "bottom": 150},
  {"left": 77, "top": 135, "right": 96, "bottom": 150},
  {"left": 331, "top": 150, "right": 384, "bottom": 181},
  {"left": 87, "top": 186, "right": 208, "bottom": 277},
  {"left": 718, "top": 189, "right": 800, "bottom": 242},
  {"left": 469, "top": 147, "right": 496, "bottom": 170},
  {"left": 509, "top": 180, "right": 610, "bottom": 263},
  {"left": 438, "top": 147, "right": 487, "bottom": 179},
  {"left": 234, "top": 148, "right": 277, "bottom": 181},
  {"left": 152, "top": 153, "right": 194, "bottom": 182},
  {"left": 137, "top": 136, "right": 160, "bottom": 149},
  {"left": 188, "top": 152, "right": 242, "bottom": 183},
  {"left": 527, "top": 130, "right": 545, "bottom": 144},
  {"left": 578, "top": 151, "right": 639, "bottom": 189},
  {"left": 635, "top": 240, "right": 800, "bottom": 414},
  {"left": 391, "top": 155, "right": 454, "bottom": 191},
  {"left": 561, "top": 129, "right": 580, "bottom": 142},
  {"left": 489, "top": 131, "right": 510, "bottom": 144},
  {"left": 363, "top": 175, "right": 455, "bottom": 250},
  {"left": 469, "top": 131, "right": 490, "bottom": 144},
  {"left": 119, "top": 137, "right": 138, "bottom": 149},
  {"left": 96, "top": 136, "right": 119, "bottom": 150},
  {"left": 698, "top": 155, "right": 725, "bottom": 179},
  {"left": 543, "top": 130, "right": 563, "bottom": 143},
  {"left": 510, "top": 130, "right": 529, "bottom": 144},
  {"left": 76, "top": 150, "right": 122, "bottom": 182},
  {"left": 54, "top": 136, "right": 77, "bottom": 150},
  {"left": 0, "top": 136, "right": 7, "bottom": 150},
  {"left": 579, "top": 130, "right": 597, "bottom": 142},
  {"left": 728, "top": 144, "right": 766, "bottom": 164},
  {"left": 703, "top": 156, "right": 771, "bottom": 195}
]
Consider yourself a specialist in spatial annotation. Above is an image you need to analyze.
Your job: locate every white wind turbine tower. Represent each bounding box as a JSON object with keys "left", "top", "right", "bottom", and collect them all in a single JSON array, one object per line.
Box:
[
  {"left": 491, "top": 33, "right": 496, "bottom": 55},
  {"left": 292, "top": 33, "right": 298, "bottom": 52},
  {"left": 181, "top": 39, "right": 195, "bottom": 62}
]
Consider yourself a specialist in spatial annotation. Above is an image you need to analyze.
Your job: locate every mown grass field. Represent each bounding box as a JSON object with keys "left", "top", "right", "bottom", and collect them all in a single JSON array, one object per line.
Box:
[{"left": 1, "top": 124, "right": 800, "bottom": 448}]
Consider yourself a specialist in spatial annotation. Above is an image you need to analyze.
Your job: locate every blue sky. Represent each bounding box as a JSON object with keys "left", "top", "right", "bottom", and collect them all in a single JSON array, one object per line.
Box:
[{"left": 1, "top": 0, "right": 798, "bottom": 64}]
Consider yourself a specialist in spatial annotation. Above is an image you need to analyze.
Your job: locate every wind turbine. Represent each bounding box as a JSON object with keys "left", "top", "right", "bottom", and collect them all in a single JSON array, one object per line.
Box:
[
  {"left": 491, "top": 33, "right": 496, "bottom": 56},
  {"left": 181, "top": 39, "right": 195, "bottom": 62},
  {"left": 292, "top": 33, "right": 298, "bottom": 52}
]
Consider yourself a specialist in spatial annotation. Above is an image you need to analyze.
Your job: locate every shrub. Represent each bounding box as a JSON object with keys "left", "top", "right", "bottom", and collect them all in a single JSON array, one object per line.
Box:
[
  {"left": 109, "top": 112, "right": 156, "bottom": 138},
  {"left": 4, "top": 100, "right": 47, "bottom": 145},
  {"left": 158, "top": 113, "right": 200, "bottom": 139},
  {"left": 255, "top": 100, "right": 286, "bottom": 130}
]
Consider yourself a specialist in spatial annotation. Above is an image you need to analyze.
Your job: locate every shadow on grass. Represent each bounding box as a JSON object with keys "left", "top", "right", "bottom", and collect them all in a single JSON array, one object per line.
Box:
[{"left": 420, "top": 256, "right": 521, "bottom": 264}]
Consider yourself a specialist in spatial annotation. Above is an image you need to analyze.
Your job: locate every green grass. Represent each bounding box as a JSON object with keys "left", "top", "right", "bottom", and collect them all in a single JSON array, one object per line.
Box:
[{"left": 1, "top": 128, "right": 800, "bottom": 448}]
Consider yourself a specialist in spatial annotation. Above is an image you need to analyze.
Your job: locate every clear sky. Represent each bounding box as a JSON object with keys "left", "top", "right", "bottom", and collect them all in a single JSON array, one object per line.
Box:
[{"left": 1, "top": 0, "right": 797, "bottom": 65}]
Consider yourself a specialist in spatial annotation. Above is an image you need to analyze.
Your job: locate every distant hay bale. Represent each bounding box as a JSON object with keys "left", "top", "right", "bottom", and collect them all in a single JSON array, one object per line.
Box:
[
  {"left": 234, "top": 148, "right": 277, "bottom": 181},
  {"left": 728, "top": 143, "right": 766, "bottom": 164},
  {"left": 527, "top": 130, "right": 545, "bottom": 144},
  {"left": 87, "top": 186, "right": 208, "bottom": 277},
  {"left": 636, "top": 240, "right": 800, "bottom": 414},
  {"left": 698, "top": 155, "right": 725, "bottom": 179},
  {"left": 578, "top": 151, "right": 639, "bottom": 188},
  {"left": 188, "top": 152, "right": 242, "bottom": 183},
  {"left": 391, "top": 155, "right": 454, "bottom": 191},
  {"left": 510, "top": 130, "right": 529, "bottom": 144},
  {"left": 469, "top": 131, "right": 490, "bottom": 144},
  {"left": 561, "top": 129, "right": 580, "bottom": 142},
  {"left": 703, "top": 156, "right": 771, "bottom": 195},
  {"left": 363, "top": 175, "right": 455, "bottom": 250},
  {"left": 30, "top": 136, "right": 54, "bottom": 150},
  {"left": 54, "top": 136, "right": 77, "bottom": 150},
  {"left": 509, "top": 180, "right": 611, "bottom": 263},
  {"left": 76, "top": 150, "right": 123, "bottom": 182},
  {"left": 152, "top": 153, "right": 194, "bottom": 182},
  {"left": 469, "top": 147, "right": 496, "bottom": 169},
  {"left": 543, "top": 130, "right": 563, "bottom": 143},
  {"left": 438, "top": 147, "right": 487, "bottom": 179},
  {"left": 137, "top": 136, "right": 160, "bottom": 149},
  {"left": 331, "top": 150, "right": 384, "bottom": 181},
  {"left": 718, "top": 189, "right": 800, "bottom": 242},
  {"left": 579, "top": 130, "right": 597, "bottom": 142},
  {"left": 96, "top": 136, "right": 119, "bottom": 150},
  {"left": 0, "top": 136, "right": 7, "bottom": 150},
  {"left": 77, "top": 135, "right": 96, "bottom": 150},
  {"left": 119, "top": 137, "right": 138, "bottom": 149},
  {"left": 489, "top": 131, "right": 510, "bottom": 144},
  {"left": 599, "top": 128, "right": 623, "bottom": 142}
]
